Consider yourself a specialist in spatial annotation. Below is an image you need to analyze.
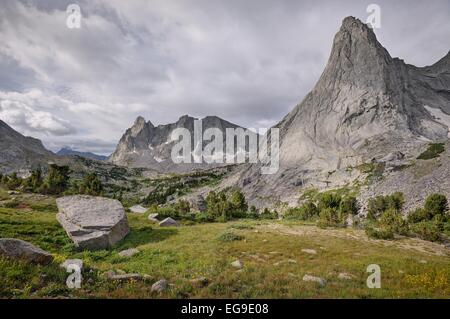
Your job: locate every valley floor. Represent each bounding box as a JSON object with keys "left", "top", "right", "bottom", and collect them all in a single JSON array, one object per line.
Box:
[{"left": 1, "top": 192, "right": 449, "bottom": 298}]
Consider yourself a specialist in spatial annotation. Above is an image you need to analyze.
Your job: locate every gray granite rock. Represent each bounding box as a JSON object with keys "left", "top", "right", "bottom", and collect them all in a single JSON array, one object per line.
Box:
[
  {"left": 0, "top": 238, "right": 53, "bottom": 265},
  {"left": 56, "top": 195, "right": 129, "bottom": 250}
]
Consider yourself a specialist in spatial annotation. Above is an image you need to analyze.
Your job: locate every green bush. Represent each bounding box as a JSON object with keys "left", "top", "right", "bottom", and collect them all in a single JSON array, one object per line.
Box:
[
  {"left": 40, "top": 164, "right": 70, "bottom": 195},
  {"left": 339, "top": 196, "right": 359, "bottom": 215},
  {"left": 217, "top": 232, "right": 244, "bottom": 242},
  {"left": 206, "top": 191, "right": 232, "bottom": 221},
  {"left": 230, "top": 189, "right": 248, "bottom": 214},
  {"left": 379, "top": 208, "right": 409, "bottom": 235},
  {"left": 259, "top": 208, "right": 278, "bottom": 220},
  {"left": 410, "top": 221, "right": 441, "bottom": 242},
  {"left": 367, "top": 192, "right": 404, "bottom": 219},
  {"left": 155, "top": 206, "right": 180, "bottom": 220},
  {"left": 424, "top": 194, "right": 448, "bottom": 218},
  {"left": 365, "top": 225, "right": 395, "bottom": 240},
  {"left": 317, "top": 193, "right": 341, "bottom": 211},
  {"left": 284, "top": 201, "right": 318, "bottom": 220},
  {"left": 175, "top": 199, "right": 190, "bottom": 215},
  {"left": 317, "top": 208, "right": 343, "bottom": 228},
  {"left": 6, "top": 173, "right": 22, "bottom": 190},
  {"left": 78, "top": 173, "right": 103, "bottom": 196},
  {"left": 407, "top": 208, "right": 428, "bottom": 223},
  {"left": 22, "top": 168, "right": 43, "bottom": 192},
  {"left": 417, "top": 143, "right": 445, "bottom": 160}
]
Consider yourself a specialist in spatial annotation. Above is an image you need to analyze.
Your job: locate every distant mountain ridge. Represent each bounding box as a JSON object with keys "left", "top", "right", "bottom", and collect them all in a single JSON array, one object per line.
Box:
[
  {"left": 0, "top": 119, "right": 54, "bottom": 174},
  {"left": 109, "top": 115, "right": 253, "bottom": 172},
  {"left": 57, "top": 147, "right": 108, "bottom": 161}
]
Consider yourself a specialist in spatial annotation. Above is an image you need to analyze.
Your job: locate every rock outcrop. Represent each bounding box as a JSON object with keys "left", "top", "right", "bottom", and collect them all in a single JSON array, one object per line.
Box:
[
  {"left": 56, "top": 195, "right": 130, "bottom": 250},
  {"left": 0, "top": 238, "right": 53, "bottom": 265}
]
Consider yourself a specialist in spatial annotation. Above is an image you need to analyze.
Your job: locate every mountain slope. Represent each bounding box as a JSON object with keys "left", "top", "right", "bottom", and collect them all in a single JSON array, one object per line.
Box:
[
  {"left": 57, "top": 147, "right": 108, "bottom": 161},
  {"left": 0, "top": 120, "right": 54, "bottom": 174},
  {"left": 109, "top": 115, "right": 252, "bottom": 172},
  {"left": 234, "top": 16, "right": 450, "bottom": 207}
]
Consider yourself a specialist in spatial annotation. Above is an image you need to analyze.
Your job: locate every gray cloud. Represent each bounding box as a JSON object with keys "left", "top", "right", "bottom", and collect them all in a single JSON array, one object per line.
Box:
[{"left": 0, "top": 0, "right": 449, "bottom": 154}]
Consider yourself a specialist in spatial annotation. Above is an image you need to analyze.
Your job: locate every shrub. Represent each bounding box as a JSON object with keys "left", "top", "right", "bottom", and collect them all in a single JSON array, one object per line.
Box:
[
  {"left": 175, "top": 199, "right": 190, "bottom": 215},
  {"left": 259, "top": 208, "right": 278, "bottom": 220},
  {"left": 230, "top": 189, "right": 248, "bottom": 214},
  {"left": 317, "top": 208, "right": 343, "bottom": 228},
  {"left": 317, "top": 193, "right": 341, "bottom": 211},
  {"left": 155, "top": 206, "right": 180, "bottom": 220},
  {"left": 40, "top": 164, "right": 70, "bottom": 195},
  {"left": 194, "top": 212, "right": 214, "bottom": 223},
  {"left": 218, "top": 232, "right": 244, "bottom": 242},
  {"left": 424, "top": 194, "right": 448, "bottom": 218},
  {"left": 379, "top": 208, "right": 409, "bottom": 235},
  {"left": 367, "top": 192, "right": 404, "bottom": 219},
  {"left": 339, "top": 196, "right": 359, "bottom": 215},
  {"left": 6, "top": 173, "right": 22, "bottom": 190},
  {"left": 284, "top": 201, "right": 318, "bottom": 220},
  {"left": 206, "top": 191, "right": 233, "bottom": 221},
  {"left": 407, "top": 208, "right": 428, "bottom": 223},
  {"left": 417, "top": 143, "right": 445, "bottom": 160},
  {"left": 410, "top": 221, "right": 441, "bottom": 242},
  {"left": 22, "top": 168, "right": 43, "bottom": 192},
  {"left": 79, "top": 173, "right": 103, "bottom": 196},
  {"left": 365, "top": 225, "right": 395, "bottom": 240}
]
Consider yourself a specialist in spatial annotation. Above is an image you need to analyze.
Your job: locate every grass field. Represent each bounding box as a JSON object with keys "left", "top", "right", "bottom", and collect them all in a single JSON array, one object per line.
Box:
[{"left": 1, "top": 191, "right": 449, "bottom": 298}]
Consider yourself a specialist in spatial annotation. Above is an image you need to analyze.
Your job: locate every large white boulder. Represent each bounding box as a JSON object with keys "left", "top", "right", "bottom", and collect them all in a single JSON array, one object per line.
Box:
[{"left": 56, "top": 195, "right": 130, "bottom": 250}]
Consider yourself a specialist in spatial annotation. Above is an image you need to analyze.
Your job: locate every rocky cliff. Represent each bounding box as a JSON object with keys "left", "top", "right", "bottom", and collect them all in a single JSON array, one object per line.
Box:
[{"left": 235, "top": 16, "right": 450, "bottom": 207}]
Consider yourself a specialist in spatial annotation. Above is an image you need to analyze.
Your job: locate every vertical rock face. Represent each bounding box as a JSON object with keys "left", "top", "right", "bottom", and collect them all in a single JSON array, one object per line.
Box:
[
  {"left": 237, "top": 16, "right": 450, "bottom": 206},
  {"left": 56, "top": 195, "right": 130, "bottom": 250},
  {"left": 277, "top": 16, "right": 449, "bottom": 171},
  {"left": 109, "top": 115, "right": 254, "bottom": 172}
]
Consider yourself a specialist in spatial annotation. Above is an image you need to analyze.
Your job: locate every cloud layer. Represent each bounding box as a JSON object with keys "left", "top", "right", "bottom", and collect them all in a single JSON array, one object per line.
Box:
[{"left": 0, "top": 0, "right": 449, "bottom": 154}]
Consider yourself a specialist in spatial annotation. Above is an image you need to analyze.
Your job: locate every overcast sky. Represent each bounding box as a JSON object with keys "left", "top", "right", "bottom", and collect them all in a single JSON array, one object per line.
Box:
[{"left": 0, "top": 0, "right": 449, "bottom": 155}]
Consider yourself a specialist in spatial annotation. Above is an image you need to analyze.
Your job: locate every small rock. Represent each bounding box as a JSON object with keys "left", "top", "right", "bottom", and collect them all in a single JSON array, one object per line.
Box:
[
  {"left": 129, "top": 205, "right": 147, "bottom": 214},
  {"left": 151, "top": 279, "right": 168, "bottom": 293},
  {"left": 159, "top": 217, "right": 179, "bottom": 227},
  {"left": 106, "top": 271, "right": 142, "bottom": 281},
  {"left": 231, "top": 260, "right": 243, "bottom": 269},
  {"left": 418, "top": 259, "right": 427, "bottom": 264},
  {"left": 190, "top": 277, "right": 209, "bottom": 287},
  {"left": 118, "top": 248, "right": 139, "bottom": 258},
  {"left": 337, "top": 272, "right": 354, "bottom": 280},
  {"left": 301, "top": 249, "right": 317, "bottom": 255},
  {"left": 148, "top": 213, "right": 160, "bottom": 222},
  {"left": 60, "top": 259, "right": 83, "bottom": 271},
  {"left": 287, "top": 259, "right": 297, "bottom": 264},
  {"left": 303, "top": 274, "right": 326, "bottom": 287},
  {"left": 0, "top": 238, "right": 53, "bottom": 265}
]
